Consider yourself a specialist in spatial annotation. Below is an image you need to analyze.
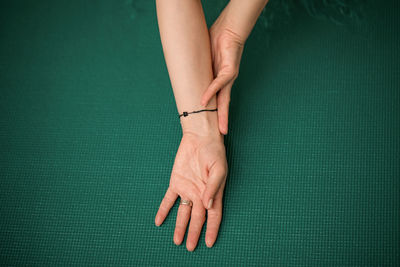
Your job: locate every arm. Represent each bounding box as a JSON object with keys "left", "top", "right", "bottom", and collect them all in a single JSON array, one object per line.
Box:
[
  {"left": 218, "top": 0, "right": 269, "bottom": 44},
  {"left": 200, "top": 0, "right": 269, "bottom": 134},
  {"left": 156, "top": 0, "right": 220, "bottom": 137},
  {"left": 155, "top": 0, "right": 228, "bottom": 251}
]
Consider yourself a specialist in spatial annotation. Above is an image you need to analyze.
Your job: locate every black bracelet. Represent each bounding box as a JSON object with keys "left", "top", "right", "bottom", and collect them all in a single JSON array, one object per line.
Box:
[{"left": 178, "top": 108, "right": 218, "bottom": 118}]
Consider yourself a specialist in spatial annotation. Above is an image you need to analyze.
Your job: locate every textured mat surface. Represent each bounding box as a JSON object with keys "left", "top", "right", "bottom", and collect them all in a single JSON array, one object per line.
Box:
[{"left": 0, "top": 0, "right": 399, "bottom": 266}]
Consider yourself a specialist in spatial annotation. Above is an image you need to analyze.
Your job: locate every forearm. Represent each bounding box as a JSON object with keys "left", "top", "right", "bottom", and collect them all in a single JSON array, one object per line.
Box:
[
  {"left": 220, "top": 0, "right": 269, "bottom": 43},
  {"left": 156, "top": 0, "right": 221, "bottom": 138}
]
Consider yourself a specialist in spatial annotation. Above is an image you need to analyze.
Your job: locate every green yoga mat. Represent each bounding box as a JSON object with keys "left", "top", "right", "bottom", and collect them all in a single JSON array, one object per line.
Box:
[{"left": 0, "top": 0, "right": 398, "bottom": 265}]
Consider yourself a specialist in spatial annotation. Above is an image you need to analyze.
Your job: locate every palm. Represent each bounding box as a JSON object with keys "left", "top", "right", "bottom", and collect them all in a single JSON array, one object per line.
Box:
[
  {"left": 155, "top": 133, "right": 227, "bottom": 251},
  {"left": 171, "top": 134, "right": 223, "bottom": 198}
]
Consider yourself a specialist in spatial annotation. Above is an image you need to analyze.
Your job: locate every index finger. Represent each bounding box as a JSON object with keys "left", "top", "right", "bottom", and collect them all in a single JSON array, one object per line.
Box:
[
  {"left": 200, "top": 73, "right": 235, "bottom": 107},
  {"left": 155, "top": 187, "right": 178, "bottom": 226}
]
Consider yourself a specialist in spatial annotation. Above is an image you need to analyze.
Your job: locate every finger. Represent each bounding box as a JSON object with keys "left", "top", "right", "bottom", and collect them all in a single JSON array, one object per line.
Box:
[
  {"left": 217, "top": 83, "right": 233, "bottom": 135},
  {"left": 155, "top": 187, "right": 178, "bottom": 227},
  {"left": 200, "top": 72, "right": 235, "bottom": 107},
  {"left": 186, "top": 201, "right": 206, "bottom": 251},
  {"left": 202, "top": 162, "right": 227, "bottom": 211},
  {"left": 205, "top": 182, "right": 224, "bottom": 247},
  {"left": 173, "top": 200, "right": 192, "bottom": 245}
]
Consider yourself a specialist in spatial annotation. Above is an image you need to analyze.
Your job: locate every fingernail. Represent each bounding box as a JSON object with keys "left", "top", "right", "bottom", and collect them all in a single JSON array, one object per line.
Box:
[
  {"left": 187, "top": 242, "right": 195, "bottom": 252},
  {"left": 207, "top": 199, "right": 213, "bottom": 209}
]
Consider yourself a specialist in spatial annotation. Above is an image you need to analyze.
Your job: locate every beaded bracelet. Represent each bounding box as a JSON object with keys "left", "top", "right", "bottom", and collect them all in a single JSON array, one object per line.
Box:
[{"left": 178, "top": 108, "right": 218, "bottom": 118}]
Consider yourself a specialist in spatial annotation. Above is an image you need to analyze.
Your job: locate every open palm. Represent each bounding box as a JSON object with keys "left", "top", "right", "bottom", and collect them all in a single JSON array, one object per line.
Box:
[{"left": 155, "top": 132, "right": 227, "bottom": 251}]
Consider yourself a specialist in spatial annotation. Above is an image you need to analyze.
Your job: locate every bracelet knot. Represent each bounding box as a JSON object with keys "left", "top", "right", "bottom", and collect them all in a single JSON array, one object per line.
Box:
[{"left": 179, "top": 108, "right": 218, "bottom": 118}]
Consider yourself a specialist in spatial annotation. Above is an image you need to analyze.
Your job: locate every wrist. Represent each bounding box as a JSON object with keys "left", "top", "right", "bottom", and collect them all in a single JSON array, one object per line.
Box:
[
  {"left": 180, "top": 109, "right": 222, "bottom": 139},
  {"left": 218, "top": 2, "right": 250, "bottom": 44},
  {"left": 221, "top": 0, "right": 268, "bottom": 43}
]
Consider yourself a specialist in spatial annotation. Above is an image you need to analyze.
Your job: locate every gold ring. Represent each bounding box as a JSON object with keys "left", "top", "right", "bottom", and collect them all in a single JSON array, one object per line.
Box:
[{"left": 180, "top": 199, "right": 193, "bottom": 207}]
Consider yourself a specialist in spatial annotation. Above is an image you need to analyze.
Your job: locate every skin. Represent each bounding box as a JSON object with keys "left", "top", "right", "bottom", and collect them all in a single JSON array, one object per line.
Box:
[
  {"left": 154, "top": 0, "right": 227, "bottom": 251},
  {"left": 201, "top": 0, "right": 269, "bottom": 135},
  {"left": 155, "top": 132, "right": 227, "bottom": 250},
  {"left": 155, "top": 0, "right": 268, "bottom": 252}
]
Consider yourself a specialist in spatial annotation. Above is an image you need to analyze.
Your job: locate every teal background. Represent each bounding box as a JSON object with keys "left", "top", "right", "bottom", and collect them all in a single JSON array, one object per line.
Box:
[{"left": 0, "top": 0, "right": 399, "bottom": 266}]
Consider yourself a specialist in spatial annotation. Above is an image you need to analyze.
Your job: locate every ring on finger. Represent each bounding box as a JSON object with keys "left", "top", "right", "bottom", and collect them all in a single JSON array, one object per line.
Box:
[{"left": 180, "top": 199, "right": 193, "bottom": 207}]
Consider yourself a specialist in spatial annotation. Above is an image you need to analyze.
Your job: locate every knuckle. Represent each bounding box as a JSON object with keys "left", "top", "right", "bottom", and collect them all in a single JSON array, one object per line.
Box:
[
  {"left": 211, "top": 213, "right": 222, "bottom": 224},
  {"left": 233, "top": 69, "right": 239, "bottom": 79},
  {"left": 159, "top": 204, "right": 168, "bottom": 212},
  {"left": 220, "top": 67, "right": 233, "bottom": 76},
  {"left": 168, "top": 184, "right": 177, "bottom": 194},
  {"left": 175, "top": 222, "right": 184, "bottom": 230},
  {"left": 217, "top": 164, "right": 227, "bottom": 175},
  {"left": 175, "top": 224, "right": 186, "bottom": 233},
  {"left": 226, "top": 68, "right": 236, "bottom": 78},
  {"left": 192, "top": 212, "right": 205, "bottom": 223}
]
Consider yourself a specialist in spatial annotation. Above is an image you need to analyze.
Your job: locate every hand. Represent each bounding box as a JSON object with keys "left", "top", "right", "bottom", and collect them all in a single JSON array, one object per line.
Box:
[
  {"left": 200, "top": 13, "right": 245, "bottom": 135},
  {"left": 155, "top": 132, "right": 228, "bottom": 251}
]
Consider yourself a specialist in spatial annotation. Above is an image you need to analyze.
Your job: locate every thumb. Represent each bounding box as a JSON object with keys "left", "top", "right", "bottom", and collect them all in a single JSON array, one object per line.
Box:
[{"left": 202, "top": 163, "right": 226, "bottom": 210}]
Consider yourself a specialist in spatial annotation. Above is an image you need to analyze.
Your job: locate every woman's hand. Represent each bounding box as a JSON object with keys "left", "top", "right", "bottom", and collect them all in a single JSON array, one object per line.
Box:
[
  {"left": 155, "top": 132, "right": 228, "bottom": 251},
  {"left": 200, "top": 11, "right": 245, "bottom": 135}
]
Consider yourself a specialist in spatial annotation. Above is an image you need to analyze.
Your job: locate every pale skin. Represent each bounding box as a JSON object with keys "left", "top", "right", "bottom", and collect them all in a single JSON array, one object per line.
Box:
[
  {"left": 201, "top": 0, "right": 270, "bottom": 135},
  {"left": 154, "top": 0, "right": 269, "bottom": 252}
]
